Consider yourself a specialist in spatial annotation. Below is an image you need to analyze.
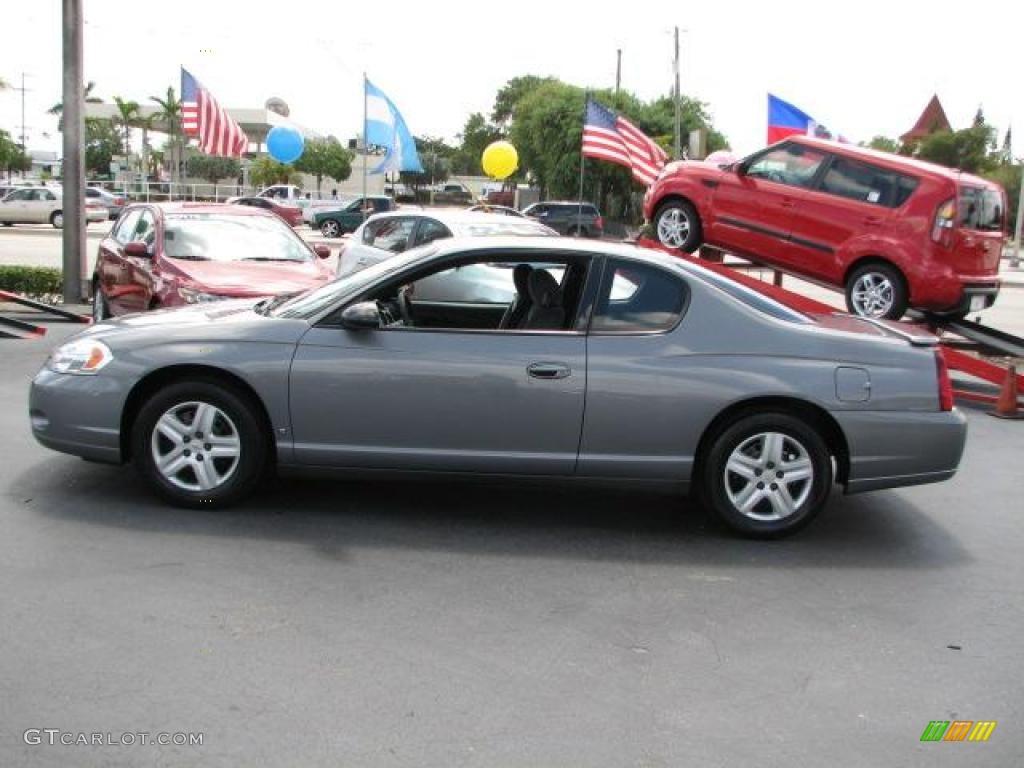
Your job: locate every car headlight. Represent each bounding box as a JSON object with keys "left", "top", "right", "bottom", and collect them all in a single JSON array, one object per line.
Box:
[
  {"left": 177, "top": 287, "right": 227, "bottom": 304},
  {"left": 48, "top": 339, "right": 113, "bottom": 375}
]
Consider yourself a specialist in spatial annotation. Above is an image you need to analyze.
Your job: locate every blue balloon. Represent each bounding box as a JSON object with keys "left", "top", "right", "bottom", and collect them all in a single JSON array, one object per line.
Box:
[{"left": 266, "top": 125, "right": 304, "bottom": 164}]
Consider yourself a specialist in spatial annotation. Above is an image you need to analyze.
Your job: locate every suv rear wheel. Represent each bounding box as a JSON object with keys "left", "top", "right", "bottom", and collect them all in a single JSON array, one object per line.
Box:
[
  {"left": 845, "top": 263, "right": 907, "bottom": 320},
  {"left": 320, "top": 219, "right": 341, "bottom": 238},
  {"left": 654, "top": 200, "right": 702, "bottom": 252}
]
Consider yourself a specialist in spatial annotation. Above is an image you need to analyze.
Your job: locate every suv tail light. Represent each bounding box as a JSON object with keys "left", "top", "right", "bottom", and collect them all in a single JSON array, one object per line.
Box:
[
  {"left": 594, "top": 216, "right": 604, "bottom": 230},
  {"left": 931, "top": 198, "right": 955, "bottom": 245},
  {"left": 935, "top": 350, "right": 954, "bottom": 411}
]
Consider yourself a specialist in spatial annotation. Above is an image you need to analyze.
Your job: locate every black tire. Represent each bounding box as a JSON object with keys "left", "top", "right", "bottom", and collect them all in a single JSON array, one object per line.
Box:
[
  {"left": 132, "top": 380, "right": 268, "bottom": 508},
  {"left": 654, "top": 199, "right": 702, "bottom": 252},
  {"left": 320, "top": 219, "right": 341, "bottom": 238},
  {"left": 92, "top": 283, "right": 109, "bottom": 322},
  {"left": 50, "top": 211, "right": 64, "bottom": 229},
  {"left": 844, "top": 262, "right": 907, "bottom": 320},
  {"left": 701, "top": 412, "right": 832, "bottom": 538},
  {"left": 566, "top": 225, "right": 580, "bottom": 237}
]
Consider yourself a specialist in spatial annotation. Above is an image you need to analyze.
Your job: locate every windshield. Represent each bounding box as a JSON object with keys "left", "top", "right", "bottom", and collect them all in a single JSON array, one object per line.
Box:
[
  {"left": 162, "top": 213, "right": 314, "bottom": 262},
  {"left": 272, "top": 245, "right": 439, "bottom": 319},
  {"left": 959, "top": 186, "right": 1004, "bottom": 232}
]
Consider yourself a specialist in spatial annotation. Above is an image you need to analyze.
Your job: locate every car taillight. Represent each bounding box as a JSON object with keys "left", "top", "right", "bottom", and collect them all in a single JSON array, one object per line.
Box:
[
  {"left": 595, "top": 216, "right": 604, "bottom": 229},
  {"left": 114, "top": 197, "right": 124, "bottom": 205},
  {"left": 932, "top": 198, "right": 955, "bottom": 245},
  {"left": 935, "top": 350, "right": 954, "bottom": 411}
]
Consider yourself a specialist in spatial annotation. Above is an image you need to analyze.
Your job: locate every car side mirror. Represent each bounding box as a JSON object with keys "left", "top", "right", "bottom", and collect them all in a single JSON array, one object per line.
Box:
[
  {"left": 123, "top": 240, "right": 151, "bottom": 258},
  {"left": 314, "top": 244, "right": 330, "bottom": 259},
  {"left": 733, "top": 162, "right": 746, "bottom": 177},
  {"left": 340, "top": 301, "right": 381, "bottom": 330}
]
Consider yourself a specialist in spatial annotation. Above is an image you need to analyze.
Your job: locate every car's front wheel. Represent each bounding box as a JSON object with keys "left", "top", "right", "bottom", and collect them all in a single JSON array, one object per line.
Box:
[
  {"left": 132, "top": 381, "right": 268, "bottom": 508},
  {"left": 845, "top": 263, "right": 907, "bottom": 320},
  {"left": 320, "top": 219, "right": 341, "bottom": 238},
  {"left": 654, "top": 200, "right": 702, "bottom": 252},
  {"left": 701, "top": 412, "right": 832, "bottom": 538},
  {"left": 50, "top": 211, "right": 64, "bottom": 229}
]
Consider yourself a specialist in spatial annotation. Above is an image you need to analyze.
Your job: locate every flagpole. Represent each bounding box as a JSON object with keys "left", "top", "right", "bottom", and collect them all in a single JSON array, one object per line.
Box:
[
  {"left": 362, "top": 72, "right": 368, "bottom": 222},
  {"left": 578, "top": 94, "right": 587, "bottom": 238}
]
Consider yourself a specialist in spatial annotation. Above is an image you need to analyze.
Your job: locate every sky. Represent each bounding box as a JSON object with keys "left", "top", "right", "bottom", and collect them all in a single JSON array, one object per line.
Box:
[{"left": 1, "top": 0, "right": 1022, "bottom": 161}]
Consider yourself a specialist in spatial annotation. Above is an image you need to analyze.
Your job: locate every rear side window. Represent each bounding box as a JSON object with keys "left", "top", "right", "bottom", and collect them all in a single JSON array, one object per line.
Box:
[
  {"left": 820, "top": 157, "right": 893, "bottom": 206},
  {"left": 591, "top": 260, "right": 687, "bottom": 333},
  {"left": 959, "top": 186, "right": 1004, "bottom": 231}
]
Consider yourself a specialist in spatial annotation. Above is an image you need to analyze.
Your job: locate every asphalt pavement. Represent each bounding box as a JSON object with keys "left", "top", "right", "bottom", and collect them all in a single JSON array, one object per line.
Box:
[{"left": 1, "top": 322, "right": 1022, "bottom": 767}]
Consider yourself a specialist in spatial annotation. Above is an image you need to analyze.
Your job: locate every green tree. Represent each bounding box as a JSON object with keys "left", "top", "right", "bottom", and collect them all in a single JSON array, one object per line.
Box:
[
  {"left": 863, "top": 136, "right": 901, "bottom": 154},
  {"left": 84, "top": 120, "right": 122, "bottom": 176},
  {"left": 186, "top": 153, "right": 241, "bottom": 184},
  {"left": 112, "top": 96, "right": 140, "bottom": 155},
  {"left": 453, "top": 112, "right": 502, "bottom": 175},
  {"left": 917, "top": 123, "right": 996, "bottom": 174},
  {"left": 0, "top": 129, "right": 31, "bottom": 176},
  {"left": 294, "top": 138, "right": 353, "bottom": 195},
  {"left": 150, "top": 86, "right": 184, "bottom": 181},
  {"left": 48, "top": 81, "right": 103, "bottom": 131},
  {"left": 249, "top": 156, "right": 301, "bottom": 188},
  {"left": 492, "top": 76, "right": 557, "bottom": 126}
]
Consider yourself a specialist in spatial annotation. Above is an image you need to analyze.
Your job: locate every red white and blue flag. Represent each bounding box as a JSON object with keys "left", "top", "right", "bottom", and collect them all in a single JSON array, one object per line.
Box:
[
  {"left": 582, "top": 98, "right": 668, "bottom": 186},
  {"left": 181, "top": 67, "right": 248, "bottom": 157},
  {"left": 767, "top": 93, "right": 846, "bottom": 145}
]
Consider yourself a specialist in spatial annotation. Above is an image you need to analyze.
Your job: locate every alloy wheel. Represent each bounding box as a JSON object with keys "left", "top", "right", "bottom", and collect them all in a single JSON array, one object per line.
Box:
[
  {"left": 850, "top": 272, "right": 895, "bottom": 318},
  {"left": 724, "top": 431, "right": 813, "bottom": 521},
  {"left": 657, "top": 208, "right": 690, "bottom": 248},
  {"left": 321, "top": 220, "right": 340, "bottom": 238},
  {"left": 150, "top": 401, "right": 241, "bottom": 492}
]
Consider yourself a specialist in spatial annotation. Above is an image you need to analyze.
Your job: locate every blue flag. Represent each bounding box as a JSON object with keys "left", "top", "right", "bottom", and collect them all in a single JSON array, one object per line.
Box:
[{"left": 365, "top": 79, "right": 423, "bottom": 175}]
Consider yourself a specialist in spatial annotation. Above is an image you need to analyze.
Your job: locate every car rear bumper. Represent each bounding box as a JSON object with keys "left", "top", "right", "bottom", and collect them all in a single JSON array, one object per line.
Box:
[
  {"left": 29, "top": 368, "right": 127, "bottom": 464},
  {"left": 941, "top": 280, "right": 1001, "bottom": 315},
  {"left": 834, "top": 408, "right": 967, "bottom": 494}
]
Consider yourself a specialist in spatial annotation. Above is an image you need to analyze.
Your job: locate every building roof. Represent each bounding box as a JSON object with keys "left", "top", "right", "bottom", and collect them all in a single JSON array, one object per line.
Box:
[{"left": 900, "top": 95, "right": 952, "bottom": 143}]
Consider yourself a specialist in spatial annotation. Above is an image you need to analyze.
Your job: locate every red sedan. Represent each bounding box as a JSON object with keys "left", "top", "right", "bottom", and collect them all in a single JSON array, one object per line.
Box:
[
  {"left": 91, "top": 203, "right": 332, "bottom": 320},
  {"left": 229, "top": 196, "right": 304, "bottom": 227}
]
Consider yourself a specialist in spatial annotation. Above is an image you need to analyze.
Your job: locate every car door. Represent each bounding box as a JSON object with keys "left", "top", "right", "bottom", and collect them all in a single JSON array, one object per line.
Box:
[
  {"left": 96, "top": 209, "right": 141, "bottom": 314},
  {"left": 33, "top": 189, "right": 59, "bottom": 223},
  {"left": 288, "top": 249, "right": 590, "bottom": 474},
  {"left": 785, "top": 154, "right": 898, "bottom": 282},
  {"left": 707, "top": 142, "right": 827, "bottom": 266}
]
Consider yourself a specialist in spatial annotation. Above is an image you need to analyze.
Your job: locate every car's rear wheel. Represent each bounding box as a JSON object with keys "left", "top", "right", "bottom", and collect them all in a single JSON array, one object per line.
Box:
[
  {"left": 320, "top": 219, "right": 341, "bottom": 238},
  {"left": 654, "top": 200, "right": 702, "bottom": 252},
  {"left": 845, "top": 263, "right": 907, "bottom": 320},
  {"left": 51, "top": 211, "right": 64, "bottom": 229},
  {"left": 132, "top": 381, "right": 267, "bottom": 508},
  {"left": 702, "top": 412, "right": 832, "bottom": 538}
]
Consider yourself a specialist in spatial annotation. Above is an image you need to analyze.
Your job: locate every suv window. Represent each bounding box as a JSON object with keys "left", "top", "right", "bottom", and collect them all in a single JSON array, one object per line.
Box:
[
  {"left": 818, "top": 156, "right": 920, "bottom": 209},
  {"left": 959, "top": 186, "right": 1004, "bottom": 232},
  {"left": 113, "top": 210, "right": 142, "bottom": 242},
  {"left": 746, "top": 144, "right": 826, "bottom": 188},
  {"left": 592, "top": 260, "right": 687, "bottom": 333}
]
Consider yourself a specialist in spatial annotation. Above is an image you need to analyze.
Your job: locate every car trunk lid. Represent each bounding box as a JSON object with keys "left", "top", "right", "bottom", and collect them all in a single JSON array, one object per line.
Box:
[{"left": 809, "top": 312, "right": 939, "bottom": 346}]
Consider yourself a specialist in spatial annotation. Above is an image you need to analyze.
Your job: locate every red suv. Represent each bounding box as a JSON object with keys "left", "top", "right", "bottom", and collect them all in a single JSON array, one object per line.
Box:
[{"left": 643, "top": 136, "right": 1006, "bottom": 319}]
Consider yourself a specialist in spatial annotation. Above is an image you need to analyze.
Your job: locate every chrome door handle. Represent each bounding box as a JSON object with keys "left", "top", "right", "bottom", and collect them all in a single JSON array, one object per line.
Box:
[{"left": 527, "top": 362, "right": 571, "bottom": 380}]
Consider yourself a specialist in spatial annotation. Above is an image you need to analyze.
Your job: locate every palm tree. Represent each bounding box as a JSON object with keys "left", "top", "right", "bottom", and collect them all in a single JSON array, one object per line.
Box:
[
  {"left": 48, "top": 81, "right": 103, "bottom": 130},
  {"left": 150, "top": 86, "right": 184, "bottom": 182},
  {"left": 112, "top": 96, "right": 140, "bottom": 156}
]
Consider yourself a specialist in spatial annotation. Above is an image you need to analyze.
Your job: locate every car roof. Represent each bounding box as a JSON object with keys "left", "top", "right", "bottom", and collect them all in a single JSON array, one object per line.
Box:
[
  {"left": 527, "top": 200, "right": 599, "bottom": 207},
  {"left": 363, "top": 208, "right": 549, "bottom": 227},
  {"left": 130, "top": 202, "right": 275, "bottom": 217},
  {"left": 790, "top": 135, "right": 1000, "bottom": 187}
]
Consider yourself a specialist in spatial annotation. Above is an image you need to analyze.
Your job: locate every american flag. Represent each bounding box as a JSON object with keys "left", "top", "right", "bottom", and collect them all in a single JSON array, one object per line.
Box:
[
  {"left": 582, "top": 98, "right": 668, "bottom": 186},
  {"left": 181, "top": 67, "right": 248, "bottom": 157}
]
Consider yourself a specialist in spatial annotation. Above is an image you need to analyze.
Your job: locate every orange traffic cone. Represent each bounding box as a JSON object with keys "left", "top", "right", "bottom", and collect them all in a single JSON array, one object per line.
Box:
[{"left": 990, "top": 365, "right": 1024, "bottom": 419}]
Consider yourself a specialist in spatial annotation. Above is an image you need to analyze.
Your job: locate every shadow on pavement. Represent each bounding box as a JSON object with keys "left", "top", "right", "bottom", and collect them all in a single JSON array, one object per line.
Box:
[{"left": 14, "top": 453, "right": 971, "bottom": 571}]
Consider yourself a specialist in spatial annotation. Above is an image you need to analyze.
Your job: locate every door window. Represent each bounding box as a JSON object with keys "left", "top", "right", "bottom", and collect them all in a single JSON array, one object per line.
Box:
[
  {"left": 8, "top": 189, "right": 35, "bottom": 201},
  {"left": 364, "top": 217, "right": 416, "bottom": 253},
  {"left": 132, "top": 210, "right": 158, "bottom": 248},
  {"left": 746, "top": 144, "right": 826, "bottom": 188},
  {"left": 591, "top": 260, "right": 688, "bottom": 333},
  {"left": 412, "top": 218, "right": 451, "bottom": 247},
  {"left": 112, "top": 210, "right": 142, "bottom": 242}
]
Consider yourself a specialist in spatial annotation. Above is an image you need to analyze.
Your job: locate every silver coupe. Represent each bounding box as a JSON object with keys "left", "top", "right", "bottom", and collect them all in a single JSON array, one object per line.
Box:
[{"left": 29, "top": 238, "right": 966, "bottom": 537}]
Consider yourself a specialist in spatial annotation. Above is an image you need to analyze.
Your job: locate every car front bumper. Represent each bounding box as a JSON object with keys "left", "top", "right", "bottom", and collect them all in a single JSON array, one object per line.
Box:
[
  {"left": 835, "top": 408, "right": 967, "bottom": 493},
  {"left": 29, "top": 367, "right": 129, "bottom": 464}
]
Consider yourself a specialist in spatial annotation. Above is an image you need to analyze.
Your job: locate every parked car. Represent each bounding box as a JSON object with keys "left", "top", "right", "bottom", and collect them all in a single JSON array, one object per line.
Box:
[
  {"left": 85, "top": 186, "right": 127, "bottom": 220},
  {"left": 468, "top": 204, "right": 525, "bottom": 217},
  {"left": 31, "top": 237, "right": 965, "bottom": 537},
  {"left": 311, "top": 196, "right": 396, "bottom": 237},
  {"left": 229, "top": 196, "right": 303, "bottom": 227},
  {"left": 644, "top": 135, "right": 1007, "bottom": 319},
  {"left": 0, "top": 186, "right": 108, "bottom": 227},
  {"left": 336, "top": 209, "right": 556, "bottom": 276},
  {"left": 90, "top": 203, "right": 332, "bottom": 321},
  {"left": 523, "top": 201, "right": 604, "bottom": 237}
]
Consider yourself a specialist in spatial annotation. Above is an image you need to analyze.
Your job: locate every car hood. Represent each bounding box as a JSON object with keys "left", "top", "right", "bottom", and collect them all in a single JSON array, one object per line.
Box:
[{"left": 166, "top": 258, "right": 331, "bottom": 297}]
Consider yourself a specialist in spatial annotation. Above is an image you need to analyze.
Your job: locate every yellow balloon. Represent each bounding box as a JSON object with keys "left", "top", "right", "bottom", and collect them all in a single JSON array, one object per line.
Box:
[{"left": 482, "top": 141, "right": 518, "bottom": 180}]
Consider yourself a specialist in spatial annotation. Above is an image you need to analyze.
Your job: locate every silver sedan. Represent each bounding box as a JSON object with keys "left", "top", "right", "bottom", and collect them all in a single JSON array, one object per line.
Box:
[{"left": 29, "top": 238, "right": 966, "bottom": 537}]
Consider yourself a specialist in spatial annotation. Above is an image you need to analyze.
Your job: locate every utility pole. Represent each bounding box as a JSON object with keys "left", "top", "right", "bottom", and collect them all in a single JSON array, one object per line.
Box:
[
  {"left": 62, "top": 0, "right": 86, "bottom": 303},
  {"left": 672, "top": 26, "right": 682, "bottom": 161},
  {"left": 615, "top": 49, "right": 621, "bottom": 93}
]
